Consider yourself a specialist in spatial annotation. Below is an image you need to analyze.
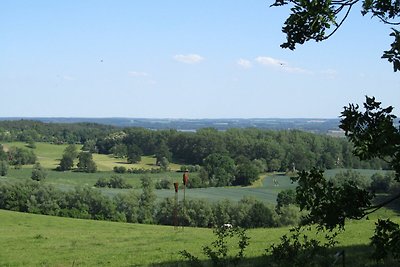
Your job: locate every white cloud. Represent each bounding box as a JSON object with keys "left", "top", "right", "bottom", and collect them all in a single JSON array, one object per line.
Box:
[
  {"left": 237, "top": 58, "right": 252, "bottom": 69},
  {"left": 255, "top": 56, "right": 312, "bottom": 74},
  {"left": 173, "top": 54, "right": 204, "bottom": 64},
  {"left": 255, "top": 56, "right": 287, "bottom": 67},
  {"left": 128, "top": 71, "right": 149, "bottom": 77}
]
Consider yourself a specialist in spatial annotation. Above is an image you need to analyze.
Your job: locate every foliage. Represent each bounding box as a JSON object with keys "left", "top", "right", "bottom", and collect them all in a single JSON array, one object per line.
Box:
[
  {"left": 180, "top": 226, "right": 250, "bottom": 267},
  {"left": 268, "top": 226, "right": 338, "bottom": 267},
  {"left": 331, "top": 169, "right": 370, "bottom": 190},
  {"left": 138, "top": 175, "right": 156, "bottom": 224},
  {"left": 155, "top": 178, "right": 172, "bottom": 189},
  {"left": 31, "top": 162, "right": 47, "bottom": 181},
  {"left": 371, "top": 218, "right": 400, "bottom": 262},
  {"left": 234, "top": 160, "right": 260, "bottom": 186},
  {"left": 7, "top": 146, "right": 36, "bottom": 165},
  {"left": 293, "top": 168, "right": 373, "bottom": 230},
  {"left": 158, "top": 156, "right": 169, "bottom": 171},
  {"left": 57, "top": 144, "right": 78, "bottom": 171},
  {"left": 275, "top": 189, "right": 296, "bottom": 212},
  {"left": 126, "top": 144, "right": 142, "bottom": 164},
  {"left": 113, "top": 166, "right": 127, "bottom": 173},
  {"left": 271, "top": 0, "right": 400, "bottom": 71},
  {"left": 203, "top": 153, "right": 236, "bottom": 187},
  {"left": 0, "top": 160, "right": 8, "bottom": 176},
  {"left": 77, "top": 151, "right": 97, "bottom": 173},
  {"left": 111, "top": 144, "right": 127, "bottom": 158},
  {"left": 370, "top": 172, "right": 395, "bottom": 193},
  {"left": 94, "top": 175, "right": 132, "bottom": 189},
  {"left": 82, "top": 139, "right": 98, "bottom": 153},
  {"left": 0, "top": 144, "right": 7, "bottom": 160},
  {"left": 180, "top": 164, "right": 201, "bottom": 172}
]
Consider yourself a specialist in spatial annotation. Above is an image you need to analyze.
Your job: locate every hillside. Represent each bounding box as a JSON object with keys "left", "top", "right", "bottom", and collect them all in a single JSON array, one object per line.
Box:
[{"left": 0, "top": 209, "right": 398, "bottom": 266}]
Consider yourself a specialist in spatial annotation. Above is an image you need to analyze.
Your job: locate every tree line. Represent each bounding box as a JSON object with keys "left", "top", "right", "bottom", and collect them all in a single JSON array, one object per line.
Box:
[{"left": 0, "top": 177, "right": 300, "bottom": 228}]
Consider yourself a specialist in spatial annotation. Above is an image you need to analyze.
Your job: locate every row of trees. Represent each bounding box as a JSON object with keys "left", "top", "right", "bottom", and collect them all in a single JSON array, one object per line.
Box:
[
  {"left": 0, "top": 121, "right": 389, "bottom": 173},
  {"left": 0, "top": 178, "right": 300, "bottom": 228},
  {"left": 0, "top": 120, "right": 114, "bottom": 144},
  {"left": 56, "top": 144, "right": 97, "bottom": 173},
  {"left": 96, "top": 127, "right": 387, "bottom": 172}
]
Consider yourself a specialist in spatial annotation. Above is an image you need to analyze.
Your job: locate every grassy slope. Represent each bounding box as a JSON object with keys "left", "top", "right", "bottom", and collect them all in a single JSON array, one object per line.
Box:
[
  {"left": 0, "top": 209, "right": 399, "bottom": 267},
  {"left": 2, "top": 142, "right": 180, "bottom": 172}
]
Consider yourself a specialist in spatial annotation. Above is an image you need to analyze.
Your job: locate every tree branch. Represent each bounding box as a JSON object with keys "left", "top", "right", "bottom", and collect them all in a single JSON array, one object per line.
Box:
[{"left": 362, "top": 191, "right": 400, "bottom": 217}]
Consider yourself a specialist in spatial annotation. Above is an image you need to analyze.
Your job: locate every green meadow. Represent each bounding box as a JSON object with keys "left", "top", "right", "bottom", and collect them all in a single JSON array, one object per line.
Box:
[
  {"left": 0, "top": 209, "right": 398, "bottom": 266},
  {"left": 0, "top": 142, "right": 392, "bottom": 204},
  {"left": 1, "top": 142, "right": 400, "bottom": 266}
]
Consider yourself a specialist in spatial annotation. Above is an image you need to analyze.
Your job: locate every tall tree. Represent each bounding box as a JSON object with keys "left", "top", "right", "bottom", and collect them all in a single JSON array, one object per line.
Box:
[
  {"left": 57, "top": 144, "right": 78, "bottom": 171},
  {"left": 31, "top": 162, "right": 47, "bottom": 181},
  {"left": 138, "top": 176, "right": 156, "bottom": 224},
  {"left": 77, "top": 152, "right": 97, "bottom": 173}
]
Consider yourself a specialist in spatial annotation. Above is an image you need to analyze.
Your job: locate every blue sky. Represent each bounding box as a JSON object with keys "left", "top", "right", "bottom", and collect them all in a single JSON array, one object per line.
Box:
[{"left": 1, "top": 0, "right": 399, "bottom": 118}]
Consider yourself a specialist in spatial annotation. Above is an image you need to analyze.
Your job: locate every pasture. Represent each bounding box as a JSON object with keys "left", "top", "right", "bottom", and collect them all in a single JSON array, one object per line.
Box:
[{"left": 0, "top": 209, "right": 398, "bottom": 266}]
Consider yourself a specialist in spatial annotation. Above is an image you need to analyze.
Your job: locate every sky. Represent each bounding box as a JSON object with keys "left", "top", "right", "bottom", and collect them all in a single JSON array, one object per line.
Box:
[{"left": 1, "top": 0, "right": 399, "bottom": 118}]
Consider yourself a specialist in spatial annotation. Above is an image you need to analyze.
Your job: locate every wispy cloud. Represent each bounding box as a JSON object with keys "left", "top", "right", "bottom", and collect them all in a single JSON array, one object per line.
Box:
[
  {"left": 255, "top": 56, "right": 312, "bottom": 74},
  {"left": 255, "top": 56, "right": 287, "bottom": 67},
  {"left": 237, "top": 58, "right": 252, "bottom": 69},
  {"left": 128, "top": 71, "right": 149, "bottom": 77},
  {"left": 173, "top": 54, "right": 204, "bottom": 64}
]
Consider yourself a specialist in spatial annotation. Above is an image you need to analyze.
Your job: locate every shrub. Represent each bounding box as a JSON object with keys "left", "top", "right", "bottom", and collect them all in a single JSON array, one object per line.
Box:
[
  {"left": 370, "top": 172, "right": 394, "bottom": 193},
  {"left": 155, "top": 178, "right": 172, "bottom": 189},
  {"left": 113, "top": 166, "right": 127, "bottom": 173},
  {"left": 31, "top": 163, "right": 47, "bottom": 181},
  {"left": 0, "top": 160, "right": 9, "bottom": 176}
]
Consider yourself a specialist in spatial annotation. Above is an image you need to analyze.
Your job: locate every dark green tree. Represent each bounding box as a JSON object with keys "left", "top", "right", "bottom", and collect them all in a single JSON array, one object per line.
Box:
[
  {"left": 0, "top": 144, "right": 7, "bottom": 161},
  {"left": 82, "top": 139, "right": 98, "bottom": 153},
  {"left": 111, "top": 144, "right": 128, "bottom": 158},
  {"left": 271, "top": 0, "right": 400, "bottom": 71},
  {"left": 138, "top": 175, "right": 156, "bottom": 224},
  {"left": 57, "top": 144, "right": 78, "bottom": 171},
  {"left": 31, "top": 162, "right": 47, "bottom": 181},
  {"left": 7, "top": 146, "right": 36, "bottom": 165},
  {"left": 77, "top": 152, "right": 97, "bottom": 173},
  {"left": 0, "top": 160, "right": 9, "bottom": 176},
  {"left": 127, "top": 144, "right": 142, "bottom": 164},
  {"left": 276, "top": 189, "right": 296, "bottom": 212},
  {"left": 203, "top": 153, "right": 236, "bottom": 187},
  {"left": 234, "top": 161, "right": 260, "bottom": 186}
]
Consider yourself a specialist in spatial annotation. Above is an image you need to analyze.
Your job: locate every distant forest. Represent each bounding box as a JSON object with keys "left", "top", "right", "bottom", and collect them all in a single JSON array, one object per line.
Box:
[
  {"left": 0, "top": 119, "right": 387, "bottom": 174},
  {"left": 0, "top": 117, "right": 341, "bottom": 133}
]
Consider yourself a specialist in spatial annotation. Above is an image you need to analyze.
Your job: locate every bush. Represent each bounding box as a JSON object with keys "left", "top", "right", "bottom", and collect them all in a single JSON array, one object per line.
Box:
[
  {"left": 31, "top": 163, "right": 47, "bottom": 181},
  {"left": 94, "top": 177, "right": 109, "bottom": 188},
  {"left": 94, "top": 175, "right": 132, "bottom": 189},
  {"left": 0, "top": 160, "right": 9, "bottom": 176},
  {"left": 370, "top": 172, "right": 395, "bottom": 193},
  {"left": 155, "top": 178, "right": 172, "bottom": 189},
  {"left": 180, "top": 226, "right": 250, "bottom": 267},
  {"left": 276, "top": 189, "right": 296, "bottom": 212},
  {"left": 113, "top": 166, "right": 127, "bottom": 173}
]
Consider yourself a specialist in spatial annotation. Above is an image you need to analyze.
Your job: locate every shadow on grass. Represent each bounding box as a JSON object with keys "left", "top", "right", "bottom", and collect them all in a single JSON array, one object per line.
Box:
[
  {"left": 373, "top": 193, "right": 400, "bottom": 214},
  {"left": 148, "top": 244, "right": 399, "bottom": 267}
]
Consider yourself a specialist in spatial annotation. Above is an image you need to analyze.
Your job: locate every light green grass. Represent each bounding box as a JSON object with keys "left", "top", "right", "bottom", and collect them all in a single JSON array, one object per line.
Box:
[
  {"left": 2, "top": 142, "right": 181, "bottom": 172},
  {"left": 0, "top": 209, "right": 399, "bottom": 266}
]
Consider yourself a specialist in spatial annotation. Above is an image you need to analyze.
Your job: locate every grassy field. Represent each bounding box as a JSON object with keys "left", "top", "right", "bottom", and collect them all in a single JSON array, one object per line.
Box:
[
  {"left": 2, "top": 142, "right": 181, "bottom": 172},
  {"left": 0, "top": 209, "right": 399, "bottom": 266}
]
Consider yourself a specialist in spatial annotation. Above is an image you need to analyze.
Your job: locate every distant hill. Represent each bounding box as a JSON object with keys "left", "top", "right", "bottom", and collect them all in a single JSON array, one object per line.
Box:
[{"left": 0, "top": 117, "right": 343, "bottom": 134}]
